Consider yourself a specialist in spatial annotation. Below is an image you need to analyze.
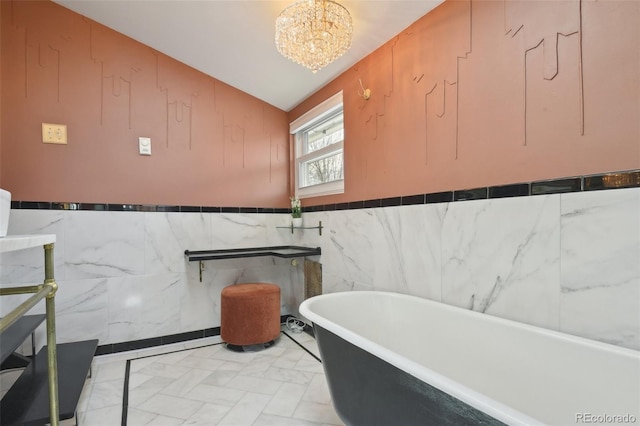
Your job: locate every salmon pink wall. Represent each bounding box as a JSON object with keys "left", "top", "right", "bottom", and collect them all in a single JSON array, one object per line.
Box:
[
  {"left": 0, "top": 0, "right": 290, "bottom": 207},
  {"left": 290, "top": 0, "right": 640, "bottom": 206},
  {"left": 0, "top": 1, "right": 3, "bottom": 175}
]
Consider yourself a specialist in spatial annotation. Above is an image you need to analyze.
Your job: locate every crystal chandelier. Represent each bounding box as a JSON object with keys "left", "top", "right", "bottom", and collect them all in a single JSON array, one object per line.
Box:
[{"left": 275, "top": 0, "right": 353, "bottom": 73}]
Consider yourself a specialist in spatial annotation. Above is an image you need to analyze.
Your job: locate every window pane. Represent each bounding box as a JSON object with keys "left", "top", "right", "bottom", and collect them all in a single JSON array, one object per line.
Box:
[
  {"left": 304, "top": 113, "right": 344, "bottom": 154},
  {"left": 292, "top": 91, "right": 345, "bottom": 198},
  {"left": 300, "top": 151, "right": 344, "bottom": 187}
]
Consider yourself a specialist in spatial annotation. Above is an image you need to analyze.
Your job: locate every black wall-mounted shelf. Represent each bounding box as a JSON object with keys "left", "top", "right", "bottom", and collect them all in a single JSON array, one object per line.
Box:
[
  {"left": 185, "top": 245, "right": 321, "bottom": 262},
  {"left": 184, "top": 245, "right": 321, "bottom": 282}
]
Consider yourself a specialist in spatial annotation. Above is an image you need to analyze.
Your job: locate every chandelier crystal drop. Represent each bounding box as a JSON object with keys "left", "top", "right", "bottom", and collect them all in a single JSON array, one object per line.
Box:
[{"left": 275, "top": 0, "right": 353, "bottom": 73}]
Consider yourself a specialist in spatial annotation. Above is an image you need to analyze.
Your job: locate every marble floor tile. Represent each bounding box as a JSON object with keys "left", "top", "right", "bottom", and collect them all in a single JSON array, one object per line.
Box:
[
  {"left": 153, "top": 348, "right": 194, "bottom": 365},
  {"left": 127, "top": 372, "right": 155, "bottom": 392},
  {"left": 128, "top": 376, "right": 175, "bottom": 407},
  {"left": 262, "top": 382, "right": 307, "bottom": 417},
  {"left": 160, "top": 368, "right": 212, "bottom": 398},
  {"left": 92, "top": 359, "right": 126, "bottom": 383},
  {"left": 75, "top": 378, "right": 94, "bottom": 413},
  {"left": 294, "top": 357, "right": 325, "bottom": 374},
  {"left": 177, "top": 353, "right": 227, "bottom": 371},
  {"left": 8, "top": 328, "right": 344, "bottom": 425},
  {"left": 183, "top": 403, "right": 231, "bottom": 425},
  {"left": 225, "top": 374, "right": 283, "bottom": 395},
  {"left": 200, "top": 368, "right": 239, "bottom": 387},
  {"left": 138, "top": 393, "right": 204, "bottom": 420},
  {"left": 183, "top": 336, "right": 224, "bottom": 348},
  {"left": 302, "top": 374, "right": 332, "bottom": 405},
  {"left": 86, "top": 379, "right": 123, "bottom": 411},
  {"left": 209, "top": 349, "right": 260, "bottom": 364},
  {"left": 186, "top": 344, "right": 225, "bottom": 359},
  {"left": 262, "top": 365, "right": 315, "bottom": 385},
  {"left": 217, "top": 392, "right": 272, "bottom": 425},
  {"left": 183, "top": 383, "right": 246, "bottom": 407},
  {"left": 77, "top": 403, "right": 123, "bottom": 425},
  {"left": 125, "top": 407, "right": 160, "bottom": 425},
  {"left": 293, "top": 400, "right": 344, "bottom": 425},
  {"left": 253, "top": 413, "right": 321, "bottom": 426},
  {"left": 137, "top": 361, "right": 193, "bottom": 380}
]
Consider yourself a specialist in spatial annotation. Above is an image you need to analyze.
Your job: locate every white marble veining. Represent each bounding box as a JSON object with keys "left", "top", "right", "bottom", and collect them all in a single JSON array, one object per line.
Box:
[
  {"left": 2, "top": 186, "right": 638, "bottom": 351},
  {"left": 0, "top": 208, "right": 308, "bottom": 346},
  {"left": 560, "top": 188, "right": 640, "bottom": 349},
  {"left": 65, "top": 211, "right": 145, "bottom": 279},
  {"left": 145, "top": 212, "right": 212, "bottom": 274},
  {"left": 373, "top": 204, "right": 444, "bottom": 299},
  {"left": 55, "top": 277, "right": 110, "bottom": 344},
  {"left": 266, "top": 214, "right": 296, "bottom": 246},
  {"left": 179, "top": 269, "right": 225, "bottom": 333},
  {"left": 297, "top": 188, "right": 638, "bottom": 349},
  {"left": 107, "top": 274, "right": 182, "bottom": 343},
  {"left": 441, "top": 195, "right": 561, "bottom": 330},
  {"left": 0, "top": 210, "right": 64, "bottom": 284},
  {"left": 212, "top": 213, "right": 268, "bottom": 248},
  {"left": 310, "top": 209, "right": 377, "bottom": 293}
]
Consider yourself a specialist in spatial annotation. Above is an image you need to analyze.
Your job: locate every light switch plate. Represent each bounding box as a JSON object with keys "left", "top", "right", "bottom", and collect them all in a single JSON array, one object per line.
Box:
[{"left": 139, "top": 137, "right": 151, "bottom": 155}]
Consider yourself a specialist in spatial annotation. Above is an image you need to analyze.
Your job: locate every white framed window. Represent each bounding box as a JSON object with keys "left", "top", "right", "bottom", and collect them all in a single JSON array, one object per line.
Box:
[{"left": 290, "top": 91, "right": 345, "bottom": 198}]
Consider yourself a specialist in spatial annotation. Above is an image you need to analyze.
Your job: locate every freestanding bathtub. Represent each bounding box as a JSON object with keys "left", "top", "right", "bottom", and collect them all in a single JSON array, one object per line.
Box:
[{"left": 299, "top": 291, "right": 639, "bottom": 426}]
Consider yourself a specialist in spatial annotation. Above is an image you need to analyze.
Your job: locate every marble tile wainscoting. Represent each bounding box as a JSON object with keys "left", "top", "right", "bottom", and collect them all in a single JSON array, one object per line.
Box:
[
  {"left": 292, "top": 186, "right": 640, "bottom": 351},
  {"left": 1, "top": 176, "right": 638, "bottom": 355},
  {"left": 0, "top": 210, "right": 305, "bottom": 354}
]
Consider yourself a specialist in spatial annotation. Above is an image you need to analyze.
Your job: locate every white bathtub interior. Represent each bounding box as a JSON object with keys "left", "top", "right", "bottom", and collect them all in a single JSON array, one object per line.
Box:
[{"left": 301, "top": 291, "right": 640, "bottom": 426}]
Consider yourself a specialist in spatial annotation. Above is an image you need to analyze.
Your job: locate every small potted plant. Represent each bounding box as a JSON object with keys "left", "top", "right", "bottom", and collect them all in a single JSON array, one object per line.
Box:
[{"left": 290, "top": 196, "right": 302, "bottom": 227}]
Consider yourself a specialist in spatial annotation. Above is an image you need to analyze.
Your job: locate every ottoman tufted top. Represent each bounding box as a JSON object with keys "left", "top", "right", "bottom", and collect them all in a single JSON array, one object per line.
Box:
[{"left": 222, "top": 283, "right": 279, "bottom": 298}]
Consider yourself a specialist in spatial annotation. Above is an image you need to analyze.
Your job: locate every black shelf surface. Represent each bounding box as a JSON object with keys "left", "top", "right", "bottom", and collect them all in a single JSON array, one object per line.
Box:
[
  {"left": 185, "top": 245, "right": 321, "bottom": 261},
  {"left": 0, "top": 339, "right": 99, "bottom": 425},
  {"left": 0, "top": 315, "right": 46, "bottom": 365}
]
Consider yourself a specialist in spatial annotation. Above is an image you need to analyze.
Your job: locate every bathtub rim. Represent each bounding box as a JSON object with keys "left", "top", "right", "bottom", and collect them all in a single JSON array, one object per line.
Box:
[{"left": 299, "top": 290, "right": 639, "bottom": 426}]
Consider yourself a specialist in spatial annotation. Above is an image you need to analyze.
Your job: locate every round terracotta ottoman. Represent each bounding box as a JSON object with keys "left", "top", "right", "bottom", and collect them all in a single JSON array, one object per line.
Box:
[{"left": 221, "top": 283, "right": 281, "bottom": 351}]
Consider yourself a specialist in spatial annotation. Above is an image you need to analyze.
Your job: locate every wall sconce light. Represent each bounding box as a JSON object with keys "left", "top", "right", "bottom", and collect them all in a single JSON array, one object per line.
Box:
[{"left": 358, "top": 78, "right": 371, "bottom": 100}]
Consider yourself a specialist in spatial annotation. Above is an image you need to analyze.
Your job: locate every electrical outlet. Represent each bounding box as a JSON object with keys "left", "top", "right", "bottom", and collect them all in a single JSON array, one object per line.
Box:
[{"left": 42, "top": 123, "right": 67, "bottom": 144}]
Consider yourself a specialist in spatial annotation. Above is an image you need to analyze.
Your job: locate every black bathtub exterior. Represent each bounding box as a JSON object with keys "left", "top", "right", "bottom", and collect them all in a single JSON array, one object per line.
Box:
[{"left": 313, "top": 324, "right": 505, "bottom": 426}]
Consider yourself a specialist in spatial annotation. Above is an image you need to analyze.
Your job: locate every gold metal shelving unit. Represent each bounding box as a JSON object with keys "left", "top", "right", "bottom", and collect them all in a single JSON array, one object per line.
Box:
[{"left": 0, "top": 235, "right": 59, "bottom": 426}]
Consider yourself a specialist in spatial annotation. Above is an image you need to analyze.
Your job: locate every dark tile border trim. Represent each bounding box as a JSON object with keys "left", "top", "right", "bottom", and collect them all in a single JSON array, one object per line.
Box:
[
  {"left": 119, "top": 319, "right": 321, "bottom": 425},
  {"left": 426, "top": 191, "right": 453, "bottom": 204},
  {"left": 282, "top": 330, "right": 322, "bottom": 363},
  {"left": 121, "top": 360, "right": 131, "bottom": 426},
  {"left": 454, "top": 187, "right": 487, "bottom": 201},
  {"left": 94, "top": 314, "right": 299, "bottom": 356},
  {"left": 10, "top": 170, "right": 639, "bottom": 214},
  {"left": 488, "top": 183, "right": 530, "bottom": 199},
  {"left": 299, "top": 169, "right": 639, "bottom": 212},
  {"left": 121, "top": 341, "right": 227, "bottom": 425},
  {"left": 584, "top": 171, "right": 640, "bottom": 191},
  {"left": 94, "top": 327, "right": 220, "bottom": 356},
  {"left": 531, "top": 177, "right": 582, "bottom": 195},
  {"left": 9, "top": 202, "right": 286, "bottom": 213}
]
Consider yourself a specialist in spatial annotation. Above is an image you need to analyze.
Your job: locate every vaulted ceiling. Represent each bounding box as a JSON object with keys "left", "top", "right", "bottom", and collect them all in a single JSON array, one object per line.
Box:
[{"left": 52, "top": 1, "right": 444, "bottom": 111}]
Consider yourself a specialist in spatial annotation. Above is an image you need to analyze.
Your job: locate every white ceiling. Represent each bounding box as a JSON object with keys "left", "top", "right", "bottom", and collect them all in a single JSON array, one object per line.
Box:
[{"left": 52, "top": 1, "right": 444, "bottom": 112}]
